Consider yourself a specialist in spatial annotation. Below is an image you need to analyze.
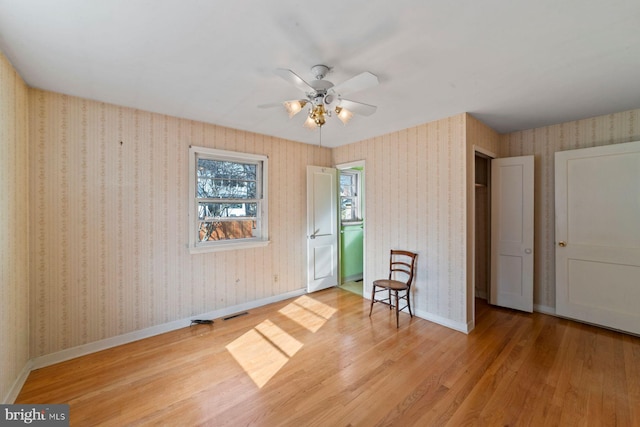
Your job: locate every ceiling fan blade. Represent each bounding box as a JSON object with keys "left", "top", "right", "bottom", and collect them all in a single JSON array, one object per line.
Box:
[
  {"left": 275, "top": 68, "right": 314, "bottom": 93},
  {"left": 332, "top": 72, "right": 379, "bottom": 96},
  {"left": 339, "top": 99, "right": 377, "bottom": 116}
]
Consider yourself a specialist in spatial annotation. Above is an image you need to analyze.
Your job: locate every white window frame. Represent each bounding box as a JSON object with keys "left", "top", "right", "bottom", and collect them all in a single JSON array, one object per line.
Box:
[
  {"left": 189, "top": 146, "right": 269, "bottom": 253},
  {"left": 339, "top": 169, "right": 362, "bottom": 223}
]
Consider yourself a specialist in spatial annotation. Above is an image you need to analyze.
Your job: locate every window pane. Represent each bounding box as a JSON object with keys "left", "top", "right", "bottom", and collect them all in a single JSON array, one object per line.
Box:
[
  {"left": 341, "top": 198, "right": 354, "bottom": 220},
  {"left": 197, "top": 178, "right": 257, "bottom": 199},
  {"left": 340, "top": 175, "right": 354, "bottom": 186},
  {"left": 197, "top": 159, "right": 257, "bottom": 199},
  {"left": 340, "top": 174, "right": 354, "bottom": 196},
  {"left": 198, "top": 220, "right": 256, "bottom": 241},
  {"left": 198, "top": 159, "right": 256, "bottom": 180},
  {"left": 341, "top": 209, "right": 354, "bottom": 221},
  {"left": 198, "top": 202, "right": 257, "bottom": 220}
]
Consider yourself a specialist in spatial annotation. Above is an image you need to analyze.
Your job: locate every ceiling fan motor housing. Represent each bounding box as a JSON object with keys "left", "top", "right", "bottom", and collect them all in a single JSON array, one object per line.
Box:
[
  {"left": 311, "top": 64, "right": 330, "bottom": 80},
  {"left": 311, "top": 94, "right": 325, "bottom": 106}
]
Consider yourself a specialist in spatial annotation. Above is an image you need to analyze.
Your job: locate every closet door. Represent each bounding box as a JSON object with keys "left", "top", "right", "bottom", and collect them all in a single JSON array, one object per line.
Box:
[{"left": 490, "top": 156, "right": 534, "bottom": 312}]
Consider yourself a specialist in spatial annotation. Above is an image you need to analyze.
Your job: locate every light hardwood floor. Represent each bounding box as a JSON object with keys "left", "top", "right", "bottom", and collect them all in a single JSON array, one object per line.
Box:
[{"left": 17, "top": 288, "right": 640, "bottom": 426}]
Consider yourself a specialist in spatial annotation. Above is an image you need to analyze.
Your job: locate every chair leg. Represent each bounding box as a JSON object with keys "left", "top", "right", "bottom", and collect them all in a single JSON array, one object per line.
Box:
[
  {"left": 388, "top": 289, "right": 392, "bottom": 310},
  {"left": 369, "top": 285, "right": 376, "bottom": 316},
  {"left": 395, "top": 290, "right": 400, "bottom": 328},
  {"left": 406, "top": 290, "right": 413, "bottom": 318}
]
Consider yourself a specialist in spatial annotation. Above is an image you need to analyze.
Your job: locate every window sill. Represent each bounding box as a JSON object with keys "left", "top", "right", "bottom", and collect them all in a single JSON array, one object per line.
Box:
[{"left": 189, "top": 239, "right": 270, "bottom": 254}]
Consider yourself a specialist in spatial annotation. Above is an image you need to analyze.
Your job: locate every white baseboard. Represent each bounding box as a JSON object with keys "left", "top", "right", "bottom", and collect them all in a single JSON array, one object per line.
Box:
[
  {"left": 2, "top": 360, "right": 33, "bottom": 404},
  {"left": 30, "top": 288, "right": 307, "bottom": 370},
  {"left": 349, "top": 293, "right": 470, "bottom": 333},
  {"left": 414, "top": 304, "right": 556, "bottom": 335},
  {"left": 413, "top": 309, "right": 470, "bottom": 334},
  {"left": 534, "top": 304, "right": 556, "bottom": 316},
  {"left": 383, "top": 303, "right": 557, "bottom": 336}
]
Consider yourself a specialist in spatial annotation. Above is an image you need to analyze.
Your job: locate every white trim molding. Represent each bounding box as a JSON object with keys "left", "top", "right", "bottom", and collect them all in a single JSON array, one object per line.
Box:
[
  {"left": 30, "top": 288, "right": 306, "bottom": 370},
  {"left": 3, "top": 362, "right": 33, "bottom": 404}
]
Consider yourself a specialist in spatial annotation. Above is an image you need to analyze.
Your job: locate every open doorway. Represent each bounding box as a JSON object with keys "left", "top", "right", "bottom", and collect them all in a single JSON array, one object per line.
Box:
[
  {"left": 474, "top": 152, "right": 491, "bottom": 306},
  {"left": 337, "top": 161, "right": 365, "bottom": 296}
]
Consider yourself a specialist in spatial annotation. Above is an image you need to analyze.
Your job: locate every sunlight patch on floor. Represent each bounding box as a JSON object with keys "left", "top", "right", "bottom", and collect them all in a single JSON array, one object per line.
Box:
[
  {"left": 226, "top": 319, "right": 303, "bottom": 388},
  {"left": 278, "top": 295, "right": 337, "bottom": 332},
  {"left": 226, "top": 295, "right": 337, "bottom": 388}
]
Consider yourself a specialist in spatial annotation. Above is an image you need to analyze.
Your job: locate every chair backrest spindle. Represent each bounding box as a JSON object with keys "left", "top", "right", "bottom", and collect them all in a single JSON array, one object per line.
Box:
[{"left": 387, "top": 250, "right": 417, "bottom": 288}]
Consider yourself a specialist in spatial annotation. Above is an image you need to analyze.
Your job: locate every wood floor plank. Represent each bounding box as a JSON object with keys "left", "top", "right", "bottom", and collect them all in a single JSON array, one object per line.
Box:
[
  {"left": 622, "top": 335, "right": 640, "bottom": 426},
  {"left": 444, "top": 315, "right": 541, "bottom": 426},
  {"left": 15, "top": 289, "right": 640, "bottom": 426}
]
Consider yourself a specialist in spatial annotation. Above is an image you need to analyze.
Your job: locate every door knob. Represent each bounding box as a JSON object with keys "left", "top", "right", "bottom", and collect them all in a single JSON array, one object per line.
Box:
[{"left": 558, "top": 241, "right": 566, "bottom": 247}]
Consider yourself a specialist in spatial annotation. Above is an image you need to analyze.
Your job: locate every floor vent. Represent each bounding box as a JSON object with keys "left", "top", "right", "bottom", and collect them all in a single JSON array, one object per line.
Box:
[
  {"left": 190, "top": 319, "right": 213, "bottom": 326},
  {"left": 223, "top": 311, "right": 249, "bottom": 321}
]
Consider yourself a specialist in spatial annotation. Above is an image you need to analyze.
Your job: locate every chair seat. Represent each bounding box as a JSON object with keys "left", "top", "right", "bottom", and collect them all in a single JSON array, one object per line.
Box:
[{"left": 372, "top": 279, "right": 409, "bottom": 290}]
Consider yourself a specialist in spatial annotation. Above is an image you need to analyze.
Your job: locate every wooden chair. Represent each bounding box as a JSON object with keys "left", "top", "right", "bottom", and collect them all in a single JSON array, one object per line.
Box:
[{"left": 368, "top": 250, "right": 418, "bottom": 328}]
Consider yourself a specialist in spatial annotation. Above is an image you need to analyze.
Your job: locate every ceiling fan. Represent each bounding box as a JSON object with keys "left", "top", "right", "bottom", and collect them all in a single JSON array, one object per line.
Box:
[{"left": 260, "top": 64, "right": 379, "bottom": 129}]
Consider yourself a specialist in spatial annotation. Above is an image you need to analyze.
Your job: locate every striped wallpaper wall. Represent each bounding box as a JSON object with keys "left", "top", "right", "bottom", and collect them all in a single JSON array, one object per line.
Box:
[
  {"left": 500, "top": 109, "right": 640, "bottom": 310},
  {"left": 333, "top": 114, "right": 470, "bottom": 328},
  {"left": 0, "top": 52, "right": 29, "bottom": 402},
  {"left": 28, "top": 90, "right": 332, "bottom": 357}
]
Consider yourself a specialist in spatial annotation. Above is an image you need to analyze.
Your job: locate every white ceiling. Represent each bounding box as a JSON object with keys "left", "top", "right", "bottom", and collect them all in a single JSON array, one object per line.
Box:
[{"left": 1, "top": 0, "right": 639, "bottom": 147}]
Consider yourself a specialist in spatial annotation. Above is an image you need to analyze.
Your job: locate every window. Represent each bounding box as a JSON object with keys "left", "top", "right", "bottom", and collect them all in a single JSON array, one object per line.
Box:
[
  {"left": 340, "top": 170, "right": 362, "bottom": 222},
  {"left": 189, "top": 146, "right": 268, "bottom": 253}
]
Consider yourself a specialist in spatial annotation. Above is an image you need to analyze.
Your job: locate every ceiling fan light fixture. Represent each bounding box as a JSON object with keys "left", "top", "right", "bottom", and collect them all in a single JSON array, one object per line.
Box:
[
  {"left": 303, "top": 115, "right": 317, "bottom": 130},
  {"left": 283, "top": 100, "right": 307, "bottom": 118},
  {"left": 303, "top": 104, "right": 329, "bottom": 129},
  {"left": 335, "top": 106, "right": 354, "bottom": 125}
]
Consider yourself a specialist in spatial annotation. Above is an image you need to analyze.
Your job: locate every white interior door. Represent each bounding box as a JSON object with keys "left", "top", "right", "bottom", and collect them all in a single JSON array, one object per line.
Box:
[
  {"left": 555, "top": 140, "right": 640, "bottom": 335},
  {"left": 490, "top": 156, "right": 534, "bottom": 312},
  {"left": 307, "top": 166, "right": 338, "bottom": 293}
]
